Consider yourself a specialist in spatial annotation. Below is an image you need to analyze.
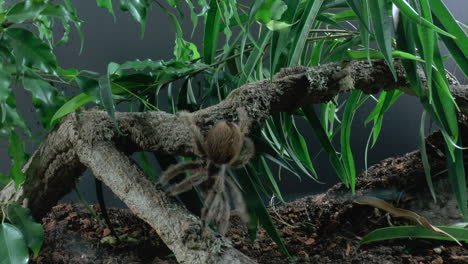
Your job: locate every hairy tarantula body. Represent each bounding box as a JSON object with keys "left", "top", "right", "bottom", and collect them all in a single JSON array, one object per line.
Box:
[{"left": 158, "top": 108, "right": 254, "bottom": 234}]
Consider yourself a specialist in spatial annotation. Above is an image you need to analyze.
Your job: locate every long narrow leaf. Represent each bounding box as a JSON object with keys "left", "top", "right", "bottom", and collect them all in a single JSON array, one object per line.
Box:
[{"left": 368, "top": 0, "right": 396, "bottom": 79}]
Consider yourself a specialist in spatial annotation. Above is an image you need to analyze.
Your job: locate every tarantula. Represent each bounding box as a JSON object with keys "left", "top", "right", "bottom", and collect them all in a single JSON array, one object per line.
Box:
[{"left": 158, "top": 108, "right": 254, "bottom": 235}]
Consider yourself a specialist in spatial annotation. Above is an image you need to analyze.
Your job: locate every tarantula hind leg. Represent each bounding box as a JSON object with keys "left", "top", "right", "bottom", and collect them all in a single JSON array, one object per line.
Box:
[
  {"left": 167, "top": 171, "right": 208, "bottom": 196},
  {"left": 157, "top": 160, "right": 204, "bottom": 186},
  {"left": 231, "top": 137, "right": 255, "bottom": 168}
]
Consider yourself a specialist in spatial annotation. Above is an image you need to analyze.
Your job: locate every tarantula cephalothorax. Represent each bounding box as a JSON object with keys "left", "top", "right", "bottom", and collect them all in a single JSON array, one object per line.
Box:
[{"left": 157, "top": 108, "right": 255, "bottom": 234}]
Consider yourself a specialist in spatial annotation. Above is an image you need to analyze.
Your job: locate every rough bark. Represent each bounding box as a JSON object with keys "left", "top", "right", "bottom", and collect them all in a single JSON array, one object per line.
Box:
[{"left": 0, "top": 59, "right": 466, "bottom": 264}]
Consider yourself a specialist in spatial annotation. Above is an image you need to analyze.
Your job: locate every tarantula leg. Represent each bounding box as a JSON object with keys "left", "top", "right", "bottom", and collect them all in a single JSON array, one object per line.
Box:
[
  {"left": 226, "top": 177, "right": 250, "bottom": 223},
  {"left": 157, "top": 160, "right": 204, "bottom": 186},
  {"left": 215, "top": 191, "right": 232, "bottom": 235},
  {"left": 167, "top": 171, "right": 208, "bottom": 196},
  {"left": 201, "top": 166, "right": 226, "bottom": 228},
  {"left": 179, "top": 111, "right": 206, "bottom": 157},
  {"left": 230, "top": 137, "right": 255, "bottom": 168},
  {"left": 237, "top": 107, "right": 251, "bottom": 135}
]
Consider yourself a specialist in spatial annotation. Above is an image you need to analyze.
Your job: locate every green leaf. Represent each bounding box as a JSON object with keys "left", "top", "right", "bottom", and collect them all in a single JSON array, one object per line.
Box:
[
  {"left": 340, "top": 90, "right": 361, "bottom": 191},
  {"left": 5, "top": 0, "right": 48, "bottom": 23},
  {"left": 237, "top": 167, "right": 290, "bottom": 257},
  {"left": 265, "top": 20, "right": 293, "bottom": 31},
  {"left": 391, "top": 0, "right": 456, "bottom": 39},
  {"left": 99, "top": 64, "right": 123, "bottom": 134},
  {"left": 97, "top": 0, "right": 115, "bottom": 18},
  {"left": 22, "top": 71, "right": 67, "bottom": 128},
  {"left": 258, "top": 156, "right": 284, "bottom": 202},
  {"left": 50, "top": 93, "right": 95, "bottom": 126},
  {"left": 430, "top": 0, "right": 468, "bottom": 58},
  {"left": 367, "top": 90, "right": 403, "bottom": 146},
  {"left": 4, "top": 28, "right": 57, "bottom": 73},
  {"left": 138, "top": 152, "right": 157, "bottom": 181},
  {"left": 8, "top": 132, "right": 27, "bottom": 188},
  {"left": 346, "top": 50, "right": 424, "bottom": 62},
  {"left": 303, "top": 105, "right": 349, "bottom": 186},
  {"left": 289, "top": 0, "right": 324, "bottom": 65},
  {"left": 255, "top": 0, "right": 287, "bottom": 24},
  {"left": 203, "top": 0, "right": 221, "bottom": 64},
  {"left": 0, "top": 64, "right": 11, "bottom": 102},
  {"left": 446, "top": 144, "right": 468, "bottom": 221},
  {"left": 0, "top": 172, "right": 11, "bottom": 186},
  {"left": 0, "top": 223, "right": 29, "bottom": 264},
  {"left": 359, "top": 226, "right": 468, "bottom": 246},
  {"left": 119, "top": 0, "right": 149, "bottom": 37},
  {"left": 6, "top": 204, "right": 44, "bottom": 257},
  {"left": 368, "top": 0, "right": 396, "bottom": 79},
  {"left": 419, "top": 111, "right": 436, "bottom": 202}
]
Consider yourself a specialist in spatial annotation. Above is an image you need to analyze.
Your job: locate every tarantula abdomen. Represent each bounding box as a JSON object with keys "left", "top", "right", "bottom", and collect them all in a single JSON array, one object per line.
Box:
[{"left": 205, "top": 121, "right": 243, "bottom": 165}]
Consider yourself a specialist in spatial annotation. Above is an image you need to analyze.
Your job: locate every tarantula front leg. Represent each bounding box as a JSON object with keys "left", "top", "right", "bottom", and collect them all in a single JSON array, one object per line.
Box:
[
  {"left": 179, "top": 111, "right": 206, "bottom": 157},
  {"left": 167, "top": 171, "right": 208, "bottom": 196},
  {"left": 237, "top": 107, "right": 251, "bottom": 135},
  {"left": 226, "top": 176, "right": 249, "bottom": 223},
  {"left": 230, "top": 137, "right": 255, "bottom": 168},
  {"left": 157, "top": 160, "right": 204, "bottom": 186}
]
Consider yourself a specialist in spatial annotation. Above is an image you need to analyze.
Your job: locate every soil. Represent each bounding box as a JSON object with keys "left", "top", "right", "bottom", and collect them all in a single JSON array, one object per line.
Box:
[{"left": 30, "top": 131, "right": 468, "bottom": 264}]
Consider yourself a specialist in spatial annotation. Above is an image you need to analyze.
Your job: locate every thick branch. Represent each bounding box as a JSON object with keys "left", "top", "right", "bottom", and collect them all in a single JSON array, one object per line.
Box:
[{"left": 1, "top": 59, "right": 466, "bottom": 263}]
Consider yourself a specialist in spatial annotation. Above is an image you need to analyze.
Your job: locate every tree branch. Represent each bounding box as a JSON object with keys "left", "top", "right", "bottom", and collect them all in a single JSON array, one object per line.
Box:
[{"left": 1, "top": 59, "right": 466, "bottom": 263}]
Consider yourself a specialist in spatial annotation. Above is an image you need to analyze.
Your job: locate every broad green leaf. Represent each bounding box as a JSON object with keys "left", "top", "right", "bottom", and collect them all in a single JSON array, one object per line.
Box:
[
  {"left": 0, "top": 172, "right": 11, "bottom": 186},
  {"left": 289, "top": 0, "right": 324, "bottom": 65},
  {"left": 4, "top": 28, "right": 57, "bottom": 73},
  {"left": 97, "top": 0, "right": 115, "bottom": 18},
  {"left": 6, "top": 204, "right": 44, "bottom": 257},
  {"left": 237, "top": 167, "right": 290, "bottom": 256},
  {"left": 5, "top": 0, "right": 48, "bottom": 23},
  {"left": 0, "top": 97, "right": 30, "bottom": 137},
  {"left": 391, "top": 0, "right": 456, "bottom": 39},
  {"left": 255, "top": 0, "right": 287, "bottom": 24},
  {"left": 22, "top": 72, "right": 67, "bottom": 128},
  {"left": 8, "top": 132, "right": 27, "bottom": 188},
  {"left": 203, "top": 0, "right": 221, "bottom": 64},
  {"left": 99, "top": 70, "right": 120, "bottom": 133},
  {"left": 50, "top": 93, "right": 95, "bottom": 126},
  {"left": 76, "top": 76, "right": 100, "bottom": 97},
  {"left": 119, "top": 0, "right": 149, "bottom": 36},
  {"left": 0, "top": 64, "right": 11, "bottom": 102},
  {"left": 419, "top": 111, "right": 436, "bottom": 202},
  {"left": 0, "top": 223, "right": 29, "bottom": 264},
  {"left": 56, "top": 67, "right": 79, "bottom": 81},
  {"left": 40, "top": 4, "right": 75, "bottom": 21},
  {"left": 359, "top": 226, "right": 468, "bottom": 246},
  {"left": 368, "top": 0, "right": 396, "bottom": 79}
]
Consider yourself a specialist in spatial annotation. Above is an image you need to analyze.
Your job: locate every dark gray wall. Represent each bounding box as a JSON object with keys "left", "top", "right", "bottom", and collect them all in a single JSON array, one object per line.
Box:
[{"left": 0, "top": 0, "right": 466, "bottom": 206}]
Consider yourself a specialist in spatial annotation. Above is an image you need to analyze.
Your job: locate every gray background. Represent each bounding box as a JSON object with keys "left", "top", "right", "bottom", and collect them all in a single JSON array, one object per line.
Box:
[{"left": 1, "top": 0, "right": 466, "bottom": 206}]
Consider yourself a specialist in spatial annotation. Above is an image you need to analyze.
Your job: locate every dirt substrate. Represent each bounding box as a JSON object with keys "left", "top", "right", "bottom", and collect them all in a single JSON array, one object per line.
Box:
[{"left": 31, "top": 132, "right": 468, "bottom": 263}]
